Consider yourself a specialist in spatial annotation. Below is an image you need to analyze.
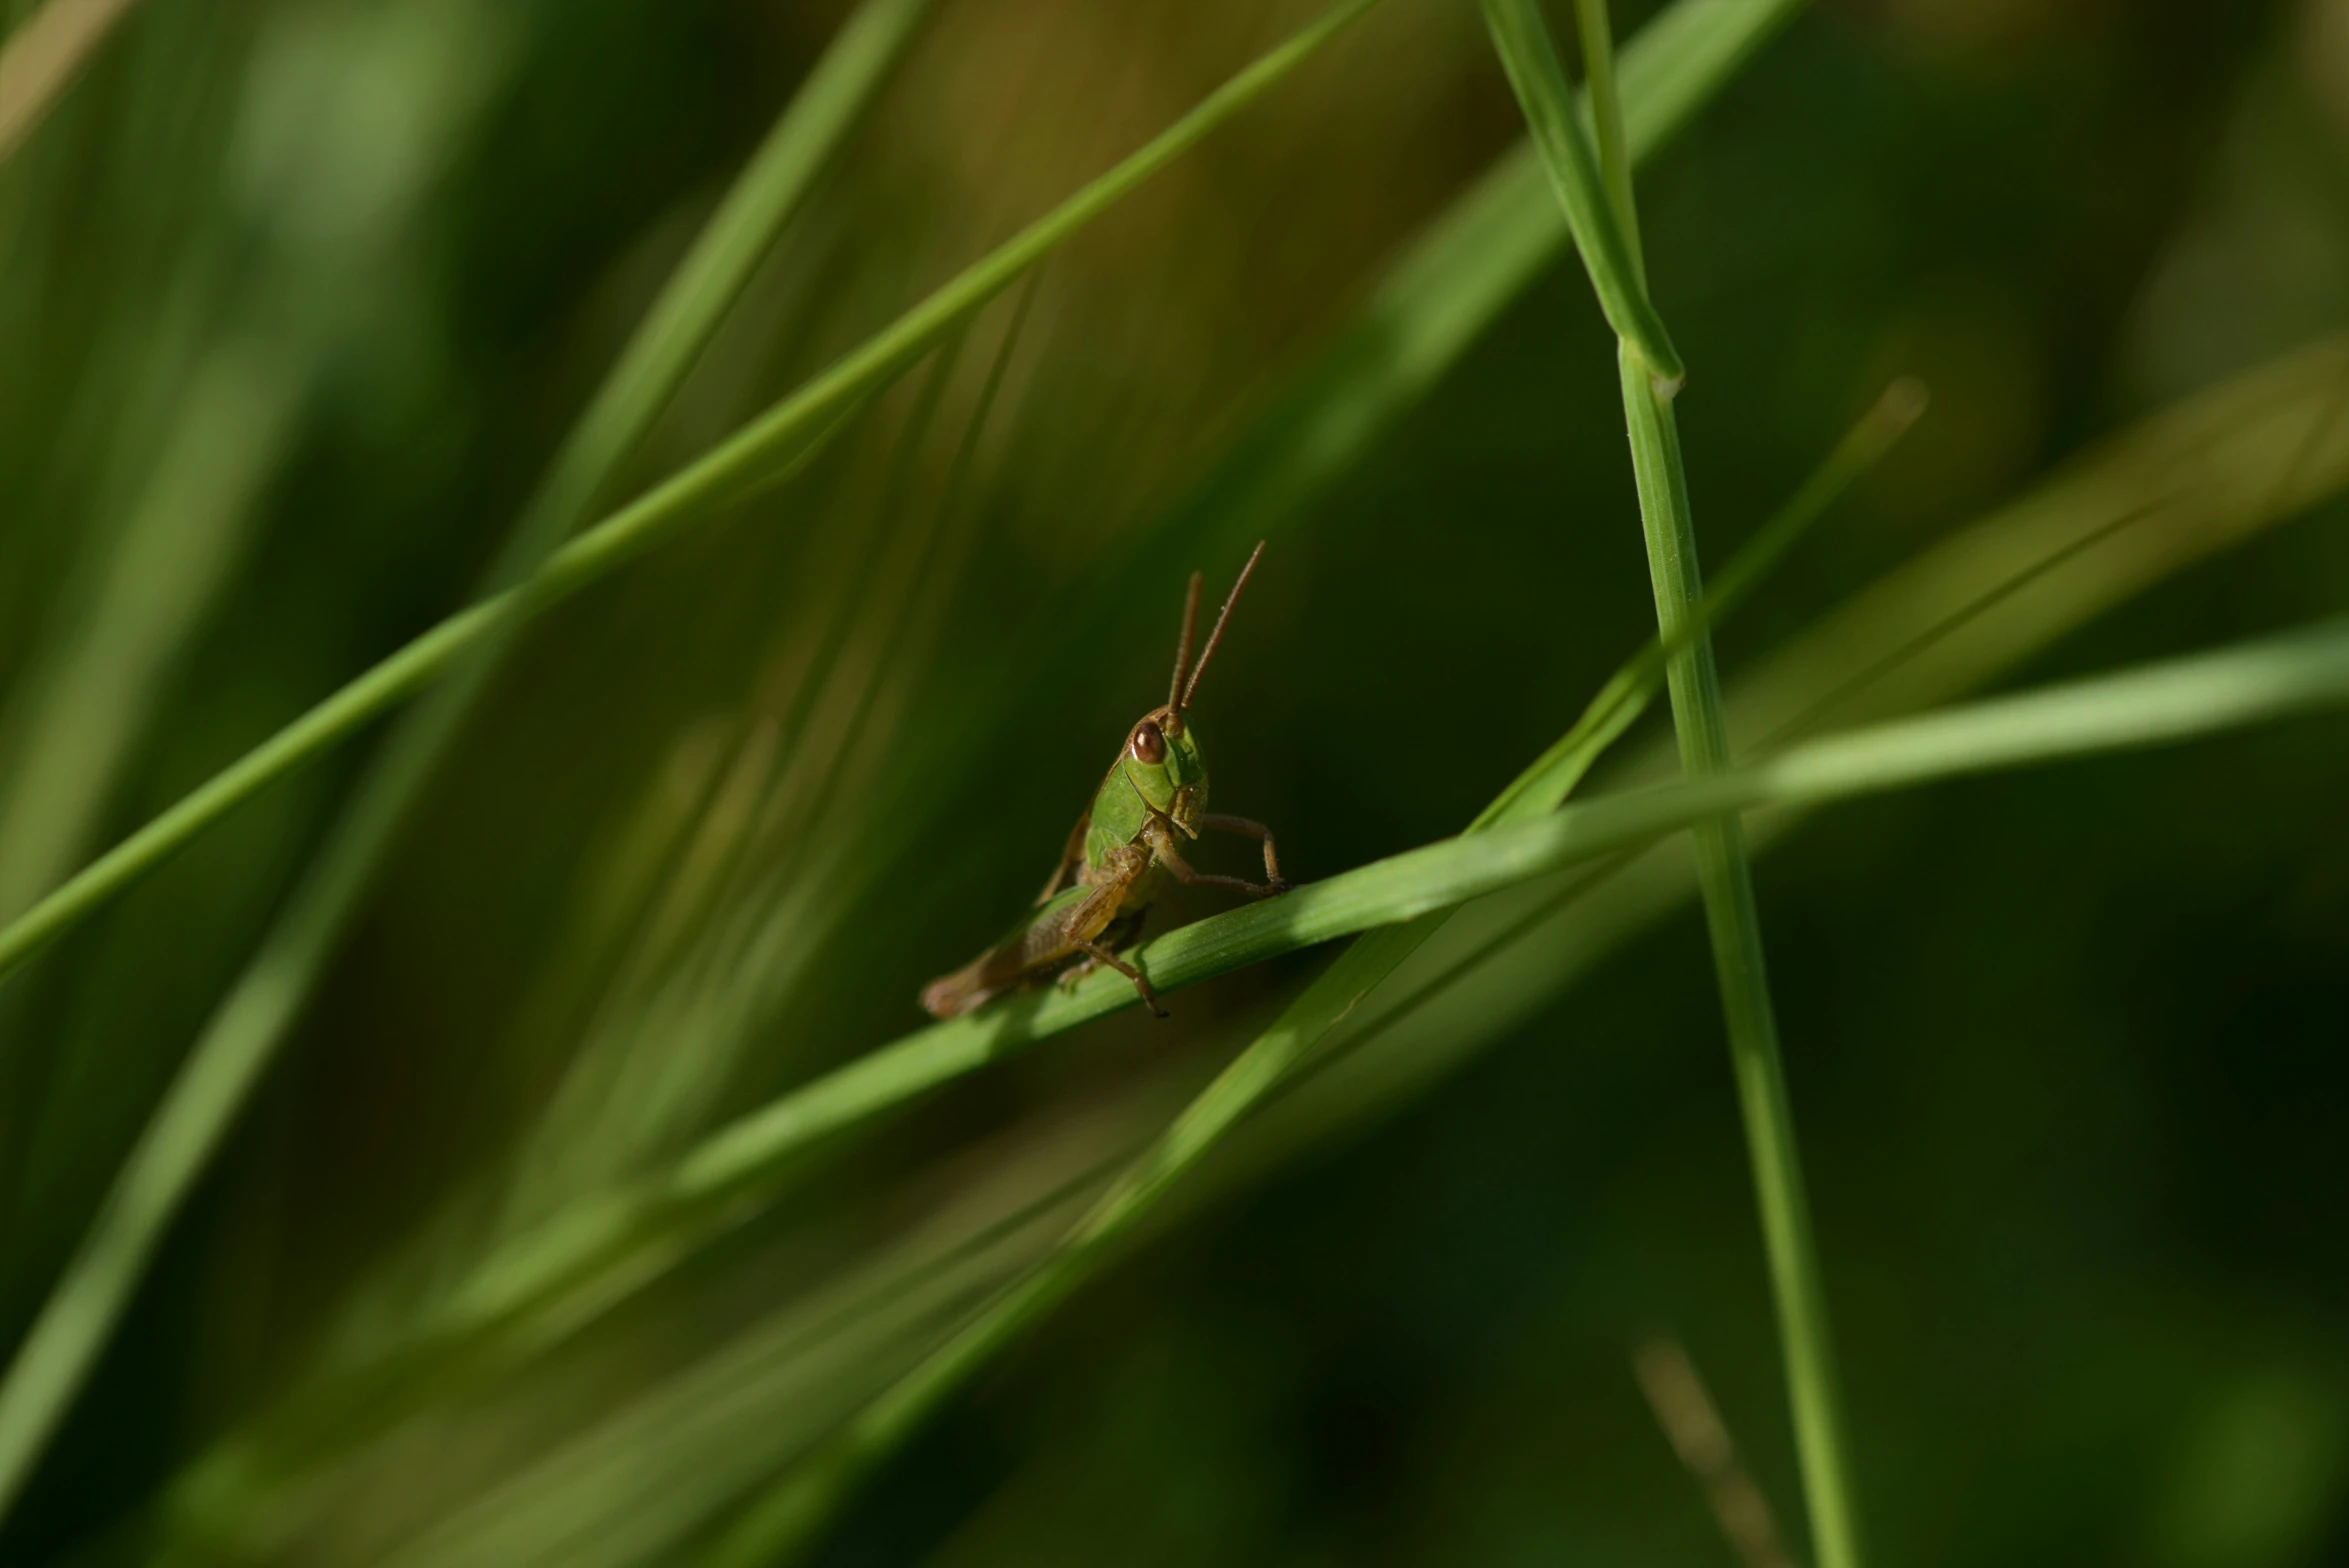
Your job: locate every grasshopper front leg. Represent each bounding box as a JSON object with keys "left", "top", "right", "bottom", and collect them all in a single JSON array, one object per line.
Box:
[
  {"left": 1198, "top": 812, "right": 1289, "bottom": 891},
  {"left": 1143, "top": 817, "right": 1287, "bottom": 898}
]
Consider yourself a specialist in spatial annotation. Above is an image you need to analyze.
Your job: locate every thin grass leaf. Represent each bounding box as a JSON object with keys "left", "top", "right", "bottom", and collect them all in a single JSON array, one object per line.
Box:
[
  {"left": 1479, "top": 0, "right": 1680, "bottom": 385},
  {"left": 0, "top": 0, "right": 1384, "bottom": 993},
  {"left": 0, "top": 0, "right": 947, "bottom": 1518},
  {"left": 1486, "top": 0, "right": 1862, "bottom": 1558}
]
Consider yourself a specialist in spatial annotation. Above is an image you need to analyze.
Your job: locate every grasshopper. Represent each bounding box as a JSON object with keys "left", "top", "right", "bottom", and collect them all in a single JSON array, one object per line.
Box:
[{"left": 922, "top": 542, "right": 1291, "bottom": 1019}]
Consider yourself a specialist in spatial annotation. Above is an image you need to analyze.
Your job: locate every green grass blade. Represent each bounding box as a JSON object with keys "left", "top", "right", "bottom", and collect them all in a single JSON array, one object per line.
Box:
[
  {"left": 1623, "top": 352, "right": 1866, "bottom": 1568},
  {"left": 1486, "top": 1, "right": 1862, "bottom": 1559},
  {"left": 0, "top": 0, "right": 945, "bottom": 1519},
  {"left": 1479, "top": 0, "right": 1680, "bottom": 386},
  {"left": 526, "top": 0, "right": 937, "bottom": 541},
  {"left": 1574, "top": 0, "right": 1640, "bottom": 280},
  {"left": 0, "top": 0, "right": 1383, "bottom": 996}
]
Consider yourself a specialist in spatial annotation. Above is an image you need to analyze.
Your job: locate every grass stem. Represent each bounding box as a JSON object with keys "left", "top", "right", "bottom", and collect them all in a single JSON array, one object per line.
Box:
[{"left": 1484, "top": 1, "right": 1864, "bottom": 1561}]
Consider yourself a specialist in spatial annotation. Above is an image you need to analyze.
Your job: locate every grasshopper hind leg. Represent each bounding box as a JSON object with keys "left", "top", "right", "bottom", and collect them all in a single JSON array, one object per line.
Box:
[{"left": 1056, "top": 908, "right": 1164, "bottom": 1016}]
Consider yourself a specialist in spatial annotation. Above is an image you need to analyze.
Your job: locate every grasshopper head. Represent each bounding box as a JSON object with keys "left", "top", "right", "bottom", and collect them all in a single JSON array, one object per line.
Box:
[
  {"left": 1121, "top": 540, "right": 1264, "bottom": 832},
  {"left": 1120, "top": 704, "right": 1208, "bottom": 828}
]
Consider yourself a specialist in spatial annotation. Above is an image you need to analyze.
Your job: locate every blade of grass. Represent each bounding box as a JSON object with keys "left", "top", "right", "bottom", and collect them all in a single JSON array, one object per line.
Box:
[
  {"left": 703, "top": 614, "right": 2349, "bottom": 1562},
  {"left": 1484, "top": 0, "right": 1860, "bottom": 1560},
  {"left": 1479, "top": 0, "right": 1680, "bottom": 387},
  {"left": 0, "top": 0, "right": 946, "bottom": 1518},
  {"left": 0, "top": 0, "right": 1384, "bottom": 995}
]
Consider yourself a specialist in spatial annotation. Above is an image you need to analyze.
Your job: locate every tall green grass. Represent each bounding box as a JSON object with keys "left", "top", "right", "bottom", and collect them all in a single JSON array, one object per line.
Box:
[{"left": 1, "top": 0, "right": 2344, "bottom": 1563}]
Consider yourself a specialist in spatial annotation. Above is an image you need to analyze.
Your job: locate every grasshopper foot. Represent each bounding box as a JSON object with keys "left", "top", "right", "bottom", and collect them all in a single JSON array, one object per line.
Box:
[{"left": 1074, "top": 938, "right": 1168, "bottom": 1017}]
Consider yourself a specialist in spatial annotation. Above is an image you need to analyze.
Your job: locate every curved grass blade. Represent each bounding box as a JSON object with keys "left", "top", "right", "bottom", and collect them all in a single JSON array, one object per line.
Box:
[{"left": 268, "top": 326, "right": 2345, "bottom": 1490}]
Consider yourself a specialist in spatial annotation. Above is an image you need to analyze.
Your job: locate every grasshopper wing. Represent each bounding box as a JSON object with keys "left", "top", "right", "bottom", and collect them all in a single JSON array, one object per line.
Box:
[{"left": 1035, "top": 808, "right": 1091, "bottom": 904}]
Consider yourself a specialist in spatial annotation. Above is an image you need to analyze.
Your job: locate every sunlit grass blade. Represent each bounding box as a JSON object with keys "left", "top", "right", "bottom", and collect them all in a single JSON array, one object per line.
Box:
[
  {"left": 0, "top": 0, "right": 1384, "bottom": 994},
  {"left": 1485, "top": 0, "right": 1861, "bottom": 1559},
  {"left": 0, "top": 0, "right": 945, "bottom": 1519},
  {"left": 0, "top": 0, "right": 141, "bottom": 167}
]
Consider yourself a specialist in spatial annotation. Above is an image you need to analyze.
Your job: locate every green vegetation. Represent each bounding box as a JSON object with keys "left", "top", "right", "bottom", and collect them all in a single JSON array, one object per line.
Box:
[{"left": 1, "top": 0, "right": 2344, "bottom": 1564}]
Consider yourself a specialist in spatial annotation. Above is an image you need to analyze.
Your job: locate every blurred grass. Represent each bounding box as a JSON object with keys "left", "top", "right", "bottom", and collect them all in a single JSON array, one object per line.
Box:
[
  {"left": 0, "top": 0, "right": 943, "bottom": 1517},
  {"left": 5, "top": 0, "right": 2349, "bottom": 1565}
]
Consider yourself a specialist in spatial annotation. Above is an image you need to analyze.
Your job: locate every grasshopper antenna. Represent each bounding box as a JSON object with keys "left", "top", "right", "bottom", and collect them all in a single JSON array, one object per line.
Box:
[
  {"left": 1179, "top": 540, "right": 1265, "bottom": 711},
  {"left": 1168, "top": 570, "right": 1203, "bottom": 709}
]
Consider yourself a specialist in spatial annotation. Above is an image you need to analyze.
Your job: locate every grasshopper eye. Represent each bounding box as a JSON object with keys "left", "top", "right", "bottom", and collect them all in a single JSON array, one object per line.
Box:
[{"left": 1131, "top": 721, "right": 1167, "bottom": 766}]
